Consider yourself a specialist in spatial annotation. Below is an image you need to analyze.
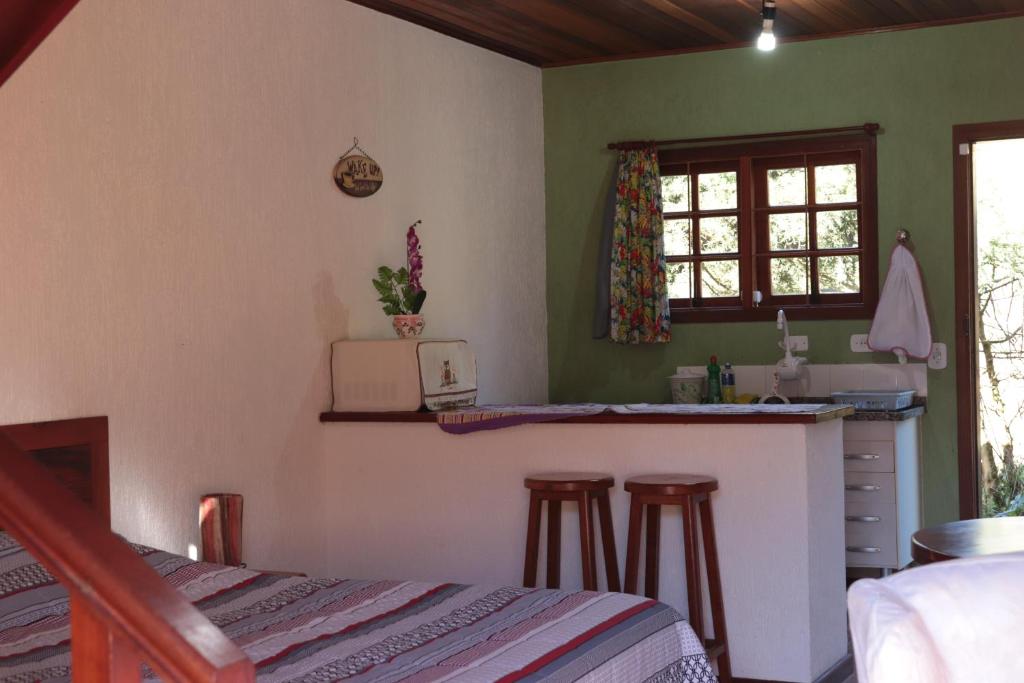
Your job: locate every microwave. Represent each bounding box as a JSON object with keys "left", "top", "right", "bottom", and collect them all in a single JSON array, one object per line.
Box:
[{"left": 331, "top": 339, "right": 477, "bottom": 412}]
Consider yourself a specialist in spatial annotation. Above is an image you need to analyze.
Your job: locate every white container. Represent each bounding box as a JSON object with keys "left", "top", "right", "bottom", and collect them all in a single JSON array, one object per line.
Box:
[
  {"left": 669, "top": 373, "right": 705, "bottom": 404},
  {"left": 830, "top": 390, "right": 915, "bottom": 411},
  {"left": 331, "top": 339, "right": 477, "bottom": 411}
]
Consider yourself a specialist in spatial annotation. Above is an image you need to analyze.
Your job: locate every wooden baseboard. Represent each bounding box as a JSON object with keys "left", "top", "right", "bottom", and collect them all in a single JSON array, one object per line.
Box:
[{"left": 733, "top": 652, "right": 853, "bottom": 683}]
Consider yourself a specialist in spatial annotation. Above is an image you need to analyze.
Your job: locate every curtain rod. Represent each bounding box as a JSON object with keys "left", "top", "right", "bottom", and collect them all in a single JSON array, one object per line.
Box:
[{"left": 607, "top": 123, "right": 879, "bottom": 151}]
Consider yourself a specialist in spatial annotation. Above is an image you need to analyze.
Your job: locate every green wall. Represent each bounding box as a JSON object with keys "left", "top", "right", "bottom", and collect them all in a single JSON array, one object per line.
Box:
[{"left": 542, "top": 18, "right": 1024, "bottom": 526}]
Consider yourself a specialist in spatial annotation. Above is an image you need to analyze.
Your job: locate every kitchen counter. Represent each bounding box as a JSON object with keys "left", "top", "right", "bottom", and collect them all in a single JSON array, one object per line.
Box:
[
  {"left": 844, "top": 404, "right": 926, "bottom": 421},
  {"left": 320, "top": 410, "right": 848, "bottom": 681}
]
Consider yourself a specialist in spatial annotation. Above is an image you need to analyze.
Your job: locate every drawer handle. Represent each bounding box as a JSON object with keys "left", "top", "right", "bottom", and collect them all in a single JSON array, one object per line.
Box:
[
  {"left": 845, "top": 484, "right": 881, "bottom": 492},
  {"left": 847, "top": 546, "right": 882, "bottom": 553},
  {"left": 844, "top": 453, "right": 880, "bottom": 460},
  {"left": 846, "top": 515, "right": 881, "bottom": 523}
]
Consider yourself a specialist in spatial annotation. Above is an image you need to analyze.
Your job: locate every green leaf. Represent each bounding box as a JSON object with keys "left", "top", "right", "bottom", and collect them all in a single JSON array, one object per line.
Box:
[
  {"left": 372, "top": 279, "right": 391, "bottom": 296},
  {"left": 382, "top": 303, "right": 402, "bottom": 315},
  {"left": 378, "top": 265, "right": 394, "bottom": 279},
  {"left": 411, "top": 290, "right": 427, "bottom": 314},
  {"left": 395, "top": 268, "right": 409, "bottom": 285}
]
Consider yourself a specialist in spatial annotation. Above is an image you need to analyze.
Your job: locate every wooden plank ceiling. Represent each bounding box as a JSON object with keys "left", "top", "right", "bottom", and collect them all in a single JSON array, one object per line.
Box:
[
  {"left": 0, "top": 0, "right": 80, "bottom": 88},
  {"left": 347, "top": 0, "right": 1024, "bottom": 66}
]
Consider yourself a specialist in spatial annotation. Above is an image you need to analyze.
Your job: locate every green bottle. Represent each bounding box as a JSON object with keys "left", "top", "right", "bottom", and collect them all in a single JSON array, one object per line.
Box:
[{"left": 706, "top": 355, "right": 722, "bottom": 404}]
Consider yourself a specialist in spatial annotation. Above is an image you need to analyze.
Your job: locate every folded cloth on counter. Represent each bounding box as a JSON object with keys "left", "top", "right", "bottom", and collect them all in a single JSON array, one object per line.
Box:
[
  {"left": 868, "top": 244, "right": 932, "bottom": 361},
  {"left": 437, "top": 403, "right": 610, "bottom": 434}
]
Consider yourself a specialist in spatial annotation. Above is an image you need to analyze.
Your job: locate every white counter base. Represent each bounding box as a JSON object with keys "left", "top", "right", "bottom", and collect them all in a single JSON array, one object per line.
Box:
[{"left": 322, "top": 420, "right": 847, "bottom": 682}]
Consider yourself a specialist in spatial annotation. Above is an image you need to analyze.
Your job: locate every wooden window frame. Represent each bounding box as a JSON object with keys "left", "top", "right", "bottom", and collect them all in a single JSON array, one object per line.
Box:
[
  {"left": 663, "top": 160, "right": 743, "bottom": 309},
  {"left": 660, "top": 133, "right": 878, "bottom": 323}
]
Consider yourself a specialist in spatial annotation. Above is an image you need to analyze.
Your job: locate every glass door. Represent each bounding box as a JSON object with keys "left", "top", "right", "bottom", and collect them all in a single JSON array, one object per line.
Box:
[{"left": 970, "top": 137, "right": 1024, "bottom": 516}]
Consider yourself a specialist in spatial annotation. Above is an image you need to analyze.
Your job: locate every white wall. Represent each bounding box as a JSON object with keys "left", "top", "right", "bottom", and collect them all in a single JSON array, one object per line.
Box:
[{"left": 0, "top": 0, "right": 547, "bottom": 570}]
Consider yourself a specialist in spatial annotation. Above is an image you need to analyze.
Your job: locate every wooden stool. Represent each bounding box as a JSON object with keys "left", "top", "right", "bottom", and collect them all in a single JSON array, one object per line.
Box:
[
  {"left": 624, "top": 474, "right": 731, "bottom": 682},
  {"left": 523, "top": 473, "right": 620, "bottom": 592}
]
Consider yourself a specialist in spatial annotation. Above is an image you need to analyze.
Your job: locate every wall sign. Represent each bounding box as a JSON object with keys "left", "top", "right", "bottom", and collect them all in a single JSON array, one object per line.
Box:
[{"left": 333, "top": 138, "right": 383, "bottom": 197}]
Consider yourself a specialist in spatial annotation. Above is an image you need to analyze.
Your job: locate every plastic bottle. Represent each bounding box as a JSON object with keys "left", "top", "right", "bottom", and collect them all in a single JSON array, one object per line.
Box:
[
  {"left": 721, "top": 362, "right": 736, "bottom": 403},
  {"left": 706, "top": 356, "right": 722, "bottom": 404}
]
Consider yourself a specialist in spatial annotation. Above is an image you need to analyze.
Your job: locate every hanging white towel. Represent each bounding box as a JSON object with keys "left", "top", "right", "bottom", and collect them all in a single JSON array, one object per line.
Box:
[{"left": 868, "top": 244, "right": 932, "bottom": 361}]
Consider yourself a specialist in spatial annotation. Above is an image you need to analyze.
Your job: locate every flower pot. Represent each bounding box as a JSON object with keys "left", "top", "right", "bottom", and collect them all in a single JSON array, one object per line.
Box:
[{"left": 392, "top": 314, "right": 425, "bottom": 338}]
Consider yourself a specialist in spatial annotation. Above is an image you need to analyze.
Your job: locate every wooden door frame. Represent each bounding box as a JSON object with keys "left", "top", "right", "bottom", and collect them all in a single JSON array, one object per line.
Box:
[{"left": 953, "top": 119, "right": 1024, "bottom": 520}]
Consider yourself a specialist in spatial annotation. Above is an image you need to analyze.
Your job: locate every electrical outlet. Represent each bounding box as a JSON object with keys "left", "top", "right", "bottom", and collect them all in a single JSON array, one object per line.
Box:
[
  {"left": 928, "top": 342, "right": 947, "bottom": 370},
  {"left": 788, "top": 335, "right": 808, "bottom": 352},
  {"left": 850, "top": 334, "right": 870, "bottom": 352}
]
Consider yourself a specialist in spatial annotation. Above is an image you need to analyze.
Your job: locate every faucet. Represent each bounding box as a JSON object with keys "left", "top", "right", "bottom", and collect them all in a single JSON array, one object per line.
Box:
[{"left": 776, "top": 309, "right": 807, "bottom": 381}]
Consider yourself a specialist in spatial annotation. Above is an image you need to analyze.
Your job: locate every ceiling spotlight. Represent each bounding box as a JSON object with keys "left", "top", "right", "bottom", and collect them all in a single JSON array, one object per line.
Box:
[{"left": 757, "top": 0, "right": 777, "bottom": 51}]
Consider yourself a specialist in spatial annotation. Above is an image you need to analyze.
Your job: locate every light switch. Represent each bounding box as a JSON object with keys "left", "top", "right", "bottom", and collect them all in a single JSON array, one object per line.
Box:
[{"left": 928, "top": 342, "right": 947, "bottom": 370}]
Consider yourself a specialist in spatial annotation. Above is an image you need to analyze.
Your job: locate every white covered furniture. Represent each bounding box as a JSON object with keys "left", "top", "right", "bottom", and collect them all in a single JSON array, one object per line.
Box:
[{"left": 848, "top": 551, "right": 1024, "bottom": 683}]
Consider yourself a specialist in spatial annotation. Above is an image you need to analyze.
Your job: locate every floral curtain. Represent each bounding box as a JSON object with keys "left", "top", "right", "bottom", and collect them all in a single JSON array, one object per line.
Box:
[{"left": 609, "top": 147, "right": 672, "bottom": 344}]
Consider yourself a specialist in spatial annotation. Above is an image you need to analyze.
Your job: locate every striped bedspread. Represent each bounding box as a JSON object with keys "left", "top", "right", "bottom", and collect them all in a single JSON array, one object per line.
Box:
[{"left": 0, "top": 533, "right": 715, "bottom": 682}]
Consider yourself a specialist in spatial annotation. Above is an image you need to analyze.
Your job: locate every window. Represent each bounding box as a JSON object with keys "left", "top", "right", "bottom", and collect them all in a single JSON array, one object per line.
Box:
[{"left": 659, "top": 133, "right": 877, "bottom": 322}]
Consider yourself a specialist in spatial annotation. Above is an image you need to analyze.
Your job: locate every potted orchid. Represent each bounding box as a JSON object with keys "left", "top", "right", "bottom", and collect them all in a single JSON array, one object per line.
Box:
[{"left": 372, "top": 221, "right": 427, "bottom": 338}]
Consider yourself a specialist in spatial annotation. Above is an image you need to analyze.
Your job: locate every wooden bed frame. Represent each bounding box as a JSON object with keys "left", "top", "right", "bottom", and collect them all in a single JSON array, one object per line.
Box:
[{"left": 0, "top": 416, "right": 254, "bottom": 682}]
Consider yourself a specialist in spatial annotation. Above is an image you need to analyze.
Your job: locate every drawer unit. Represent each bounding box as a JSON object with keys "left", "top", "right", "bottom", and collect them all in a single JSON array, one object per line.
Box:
[
  {"left": 844, "top": 472, "right": 896, "bottom": 504},
  {"left": 844, "top": 502, "right": 898, "bottom": 568},
  {"left": 843, "top": 440, "right": 895, "bottom": 473},
  {"left": 842, "top": 417, "right": 921, "bottom": 571}
]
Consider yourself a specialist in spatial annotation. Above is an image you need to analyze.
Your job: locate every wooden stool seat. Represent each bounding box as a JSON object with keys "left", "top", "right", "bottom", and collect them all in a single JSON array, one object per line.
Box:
[
  {"left": 525, "top": 472, "right": 614, "bottom": 492},
  {"left": 624, "top": 474, "right": 731, "bottom": 682},
  {"left": 523, "top": 473, "right": 619, "bottom": 593},
  {"left": 624, "top": 474, "right": 718, "bottom": 495}
]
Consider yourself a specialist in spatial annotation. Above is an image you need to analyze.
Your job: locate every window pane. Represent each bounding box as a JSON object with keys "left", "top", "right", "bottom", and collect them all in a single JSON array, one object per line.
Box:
[
  {"left": 819, "top": 255, "right": 860, "bottom": 294},
  {"left": 769, "top": 213, "right": 808, "bottom": 251},
  {"left": 815, "top": 164, "right": 857, "bottom": 204},
  {"left": 667, "top": 262, "right": 692, "bottom": 299},
  {"left": 699, "top": 216, "right": 738, "bottom": 254},
  {"left": 664, "top": 218, "right": 692, "bottom": 256},
  {"left": 817, "top": 210, "right": 859, "bottom": 249},
  {"left": 698, "top": 172, "right": 737, "bottom": 210},
  {"left": 702, "top": 260, "right": 740, "bottom": 297},
  {"left": 771, "top": 257, "right": 809, "bottom": 295},
  {"left": 661, "top": 175, "right": 690, "bottom": 213},
  {"left": 768, "top": 167, "right": 806, "bottom": 206}
]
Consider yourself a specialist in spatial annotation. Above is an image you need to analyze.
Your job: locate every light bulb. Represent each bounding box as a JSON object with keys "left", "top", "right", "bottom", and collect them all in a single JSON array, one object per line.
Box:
[{"left": 757, "top": 30, "right": 776, "bottom": 51}]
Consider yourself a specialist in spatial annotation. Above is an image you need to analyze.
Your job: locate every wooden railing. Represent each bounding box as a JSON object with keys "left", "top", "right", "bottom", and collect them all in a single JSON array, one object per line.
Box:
[{"left": 0, "top": 434, "right": 255, "bottom": 682}]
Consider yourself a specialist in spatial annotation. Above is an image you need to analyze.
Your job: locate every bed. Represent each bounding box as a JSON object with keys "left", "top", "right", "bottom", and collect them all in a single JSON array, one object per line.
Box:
[{"left": 0, "top": 417, "right": 716, "bottom": 682}]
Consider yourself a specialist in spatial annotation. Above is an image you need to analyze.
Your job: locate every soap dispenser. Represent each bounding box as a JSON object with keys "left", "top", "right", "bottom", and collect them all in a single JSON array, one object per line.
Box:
[{"left": 706, "top": 356, "right": 722, "bottom": 404}]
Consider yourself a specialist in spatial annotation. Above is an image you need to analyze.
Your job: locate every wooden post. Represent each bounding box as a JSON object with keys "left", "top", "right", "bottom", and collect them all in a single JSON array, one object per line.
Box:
[{"left": 200, "top": 493, "right": 243, "bottom": 566}]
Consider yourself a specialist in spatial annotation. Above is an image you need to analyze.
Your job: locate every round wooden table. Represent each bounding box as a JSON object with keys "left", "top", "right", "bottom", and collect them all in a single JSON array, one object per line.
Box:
[{"left": 911, "top": 517, "right": 1024, "bottom": 564}]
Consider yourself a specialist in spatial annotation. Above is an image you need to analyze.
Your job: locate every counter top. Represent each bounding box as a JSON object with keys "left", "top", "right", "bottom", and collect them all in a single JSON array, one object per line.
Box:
[
  {"left": 844, "top": 404, "right": 926, "bottom": 421},
  {"left": 320, "top": 403, "right": 854, "bottom": 425}
]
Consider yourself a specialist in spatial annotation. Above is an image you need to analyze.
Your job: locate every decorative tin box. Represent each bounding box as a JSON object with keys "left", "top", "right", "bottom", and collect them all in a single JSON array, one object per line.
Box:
[{"left": 331, "top": 339, "right": 477, "bottom": 412}]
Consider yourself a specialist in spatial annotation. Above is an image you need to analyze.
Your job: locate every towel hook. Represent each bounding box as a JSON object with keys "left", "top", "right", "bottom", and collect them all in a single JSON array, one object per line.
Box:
[{"left": 895, "top": 228, "right": 911, "bottom": 245}]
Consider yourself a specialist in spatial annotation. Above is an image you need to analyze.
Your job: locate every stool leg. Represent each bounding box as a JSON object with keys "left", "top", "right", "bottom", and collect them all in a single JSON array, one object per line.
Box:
[
  {"left": 578, "top": 492, "right": 598, "bottom": 591},
  {"left": 523, "top": 491, "right": 542, "bottom": 587},
  {"left": 596, "top": 492, "right": 621, "bottom": 592},
  {"left": 644, "top": 504, "right": 661, "bottom": 599},
  {"left": 623, "top": 495, "right": 643, "bottom": 594},
  {"left": 546, "top": 500, "right": 562, "bottom": 589},
  {"left": 681, "top": 496, "right": 706, "bottom": 644},
  {"left": 699, "top": 495, "right": 732, "bottom": 682}
]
